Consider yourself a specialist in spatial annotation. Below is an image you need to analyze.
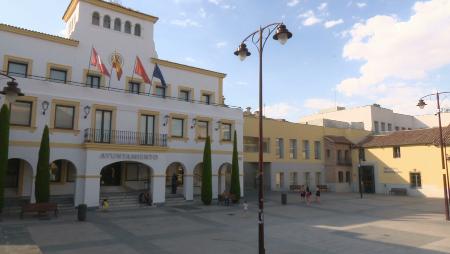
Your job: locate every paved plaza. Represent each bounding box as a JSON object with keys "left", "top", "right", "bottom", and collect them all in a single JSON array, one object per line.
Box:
[{"left": 1, "top": 192, "right": 450, "bottom": 254}]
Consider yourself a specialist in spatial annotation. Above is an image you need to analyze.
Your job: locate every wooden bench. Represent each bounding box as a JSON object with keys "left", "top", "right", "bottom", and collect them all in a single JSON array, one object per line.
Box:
[
  {"left": 21, "top": 203, "right": 58, "bottom": 219},
  {"left": 289, "top": 185, "right": 304, "bottom": 192},
  {"left": 389, "top": 188, "right": 407, "bottom": 196},
  {"left": 317, "top": 185, "right": 328, "bottom": 192}
]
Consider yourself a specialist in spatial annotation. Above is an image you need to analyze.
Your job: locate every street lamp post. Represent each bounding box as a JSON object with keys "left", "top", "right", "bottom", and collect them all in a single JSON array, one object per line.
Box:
[
  {"left": 417, "top": 92, "right": 450, "bottom": 221},
  {"left": 0, "top": 74, "right": 24, "bottom": 104},
  {"left": 234, "top": 23, "right": 292, "bottom": 254}
]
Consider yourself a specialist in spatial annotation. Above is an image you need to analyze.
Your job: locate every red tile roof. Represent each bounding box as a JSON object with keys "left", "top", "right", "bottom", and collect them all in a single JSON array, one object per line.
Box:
[
  {"left": 324, "top": 136, "right": 353, "bottom": 145},
  {"left": 359, "top": 125, "right": 450, "bottom": 148}
]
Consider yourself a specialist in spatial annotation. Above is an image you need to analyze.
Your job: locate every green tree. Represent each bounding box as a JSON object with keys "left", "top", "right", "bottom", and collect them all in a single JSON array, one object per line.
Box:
[
  {"left": 0, "top": 104, "right": 10, "bottom": 213},
  {"left": 201, "top": 136, "right": 212, "bottom": 205},
  {"left": 35, "top": 125, "right": 50, "bottom": 203},
  {"left": 230, "top": 130, "right": 241, "bottom": 203}
]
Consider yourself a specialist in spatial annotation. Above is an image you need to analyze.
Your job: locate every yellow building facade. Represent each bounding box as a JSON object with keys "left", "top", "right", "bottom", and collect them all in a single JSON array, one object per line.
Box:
[
  {"left": 357, "top": 127, "right": 450, "bottom": 197},
  {"left": 243, "top": 114, "right": 370, "bottom": 192}
]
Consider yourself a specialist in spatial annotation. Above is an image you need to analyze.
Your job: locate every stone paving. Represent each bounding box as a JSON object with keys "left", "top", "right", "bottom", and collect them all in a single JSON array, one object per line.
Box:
[{"left": 1, "top": 192, "right": 450, "bottom": 254}]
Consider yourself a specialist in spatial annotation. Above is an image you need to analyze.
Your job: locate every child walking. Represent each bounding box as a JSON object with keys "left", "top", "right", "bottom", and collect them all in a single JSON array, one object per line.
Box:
[{"left": 242, "top": 200, "right": 249, "bottom": 217}]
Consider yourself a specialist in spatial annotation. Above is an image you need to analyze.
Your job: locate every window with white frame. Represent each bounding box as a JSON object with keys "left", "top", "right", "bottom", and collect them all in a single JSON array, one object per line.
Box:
[
  {"left": 54, "top": 105, "right": 75, "bottom": 130},
  {"left": 289, "top": 172, "right": 298, "bottom": 186},
  {"left": 10, "top": 100, "right": 32, "bottom": 126},
  {"left": 302, "top": 140, "right": 310, "bottom": 159},
  {"left": 410, "top": 172, "right": 421, "bottom": 188},
  {"left": 276, "top": 138, "right": 284, "bottom": 159},
  {"left": 221, "top": 123, "right": 232, "bottom": 141},
  {"left": 314, "top": 141, "right": 321, "bottom": 160},
  {"left": 171, "top": 118, "right": 184, "bottom": 138},
  {"left": 289, "top": 139, "right": 297, "bottom": 159}
]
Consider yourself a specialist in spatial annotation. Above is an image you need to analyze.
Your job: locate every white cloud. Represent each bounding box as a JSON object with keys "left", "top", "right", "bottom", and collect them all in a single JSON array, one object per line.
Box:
[
  {"left": 215, "top": 41, "right": 228, "bottom": 48},
  {"left": 264, "top": 102, "right": 302, "bottom": 121},
  {"left": 324, "top": 19, "right": 344, "bottom": 28},
  {"left": 170, "top": 19, "right": 201, "bottom": 27},
  {"left": 318, "top": 2, "right": 328, "bottom": 11},
  {"left": 356, "top": 2, "right": 367, "bottom": 8},
  {"left": 208, "top": 0, "right": 236, "bottom": 9},
  {"left": 337, "top": 0, "right": 450, "bottom": 97},
  {"left": 299, "top": 10, "right": 322, "bottom": 26},
  {"left": 184, "top": 57, "right": 197, "bottom": 63},
  {"left": 287, "top": 0, "right": 300, "bottom": 7},
  {"left": 198, "top": 8, "right": 207, "bottom": 18},
  {"left": 304, "top": 98, "right": 336, "bottom": 110}
]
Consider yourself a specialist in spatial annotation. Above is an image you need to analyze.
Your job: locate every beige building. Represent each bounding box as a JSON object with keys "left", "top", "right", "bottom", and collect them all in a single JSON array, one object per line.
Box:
[{"left": 300, "top": 104, "right": 449, "bottom": 133}]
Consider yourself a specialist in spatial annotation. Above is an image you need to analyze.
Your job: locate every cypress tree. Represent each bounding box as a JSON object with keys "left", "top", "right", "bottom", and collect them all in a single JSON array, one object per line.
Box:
[
  {"left": 0, "top": 104, "right": 10, "bottom": 213},
  {"left": 201, "top": 136, "right": 212, "bottom": 205},
  {"left": 230, "top": 130, "right": 241, "bottom": 203},
  {"left": 35, "top": 125, "right": 50, "bottom": 203}
]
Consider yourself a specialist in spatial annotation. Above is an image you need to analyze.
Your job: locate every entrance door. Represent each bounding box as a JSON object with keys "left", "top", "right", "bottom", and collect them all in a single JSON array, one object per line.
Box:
[
  {"left": 101, "top": 162, "right": 121, "bottom": 186},
  {"left": 95, "top": 109, "right": 112, "bottom": 143},
  {"left": 361, "top": 166, "right": 375, "bottom": 193},
  {"left": 6, "top": 159, "right": 20, "bottom": 188}
]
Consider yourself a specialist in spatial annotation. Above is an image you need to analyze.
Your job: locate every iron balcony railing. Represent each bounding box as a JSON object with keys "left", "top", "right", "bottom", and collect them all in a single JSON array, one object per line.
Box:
[
  {"left": 84, "top": 128, "right": 168, "bottom": 147},
  {"left": 337, "top": 160, "right": 352, "bottom": 166}
]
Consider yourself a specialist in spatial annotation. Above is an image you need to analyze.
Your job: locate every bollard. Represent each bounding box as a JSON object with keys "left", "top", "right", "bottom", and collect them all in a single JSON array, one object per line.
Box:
[{"left": 77, "top": 204, "right": 87, "bottom": 221}]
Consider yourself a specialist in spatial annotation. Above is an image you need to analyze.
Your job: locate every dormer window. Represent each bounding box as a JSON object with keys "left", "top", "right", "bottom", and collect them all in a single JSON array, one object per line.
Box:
[
  {"left": 103, "top": 15, "right": 111, "bottom": 29},
  {"left": 125, "top": 21, "right": 132, "bottom": 34},
  {"left": 134, "top": 24, "right": 141, "bottom": 36},
  {"left": 114, "top": 18, "right": 121, "bottom": 31},
  {"left": 92, "top": 12, "right": 100, "bottom": 26}
]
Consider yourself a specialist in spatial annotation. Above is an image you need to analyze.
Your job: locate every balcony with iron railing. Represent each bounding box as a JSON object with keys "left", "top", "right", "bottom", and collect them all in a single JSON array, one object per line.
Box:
[
  {"left": 337, "top": 159, "right": 352, "bottom": 166},
  {"left": 83, "top": 128, "right": 168, "bottom": 147}
]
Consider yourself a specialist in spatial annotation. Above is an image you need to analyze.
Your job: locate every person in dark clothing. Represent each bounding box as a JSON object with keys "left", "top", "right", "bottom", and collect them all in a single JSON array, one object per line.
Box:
[
  {"left": 171, "top": 173, "right": 177, "bottom": 194},
  {"left": 306, "top": 186, "right": 312, "bottom": 205},
  {"left": 315, "top": 185, "right": 321, "bottom": 203}
]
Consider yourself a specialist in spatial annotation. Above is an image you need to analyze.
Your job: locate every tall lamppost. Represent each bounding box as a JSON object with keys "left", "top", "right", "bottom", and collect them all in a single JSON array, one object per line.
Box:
[
  {"left": 417, "top": 91, "right": 450, "bottom": 221},
  {"left": 0, "top": 74, "right": 24, "bottom": 104},
  {"left": 234, "top": 23, "right": 292, "bottom": 254}
]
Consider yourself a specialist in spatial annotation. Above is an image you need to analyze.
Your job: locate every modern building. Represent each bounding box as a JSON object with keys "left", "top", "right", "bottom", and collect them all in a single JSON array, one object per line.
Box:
[
  {"left": 299, "top": 104, "right": 441, "bottom": 133},
  {"left": 1, "top": 0, "right": 243, "bottom": 208},
  {"left": 243, "top": 112, "right": 370, "bottom": 193},
  {"left": 356, "top": 126, "right": 450, "bottom": 197}
]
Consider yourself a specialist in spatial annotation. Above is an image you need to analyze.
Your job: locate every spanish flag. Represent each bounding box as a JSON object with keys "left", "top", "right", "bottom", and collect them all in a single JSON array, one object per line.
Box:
[{"left": 111, "top": 54, "right": 123, "bottom": 81}]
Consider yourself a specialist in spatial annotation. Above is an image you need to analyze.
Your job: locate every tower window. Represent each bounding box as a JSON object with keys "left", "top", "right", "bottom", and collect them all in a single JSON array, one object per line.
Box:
[
  {"left": 103, "top": 15, "right": 111, "bottom": 29},
  {"left": 134, "top": 24, "right": 141, "bottom": 36},
  {"left": 114, "top": 18, "right": 121, "bottom": 31},
  {"left": 92, "top": 12, "right": 100, "bottom": 26},
  {"left": 125, "top": 21, "right": 132, "bottom": 34}
]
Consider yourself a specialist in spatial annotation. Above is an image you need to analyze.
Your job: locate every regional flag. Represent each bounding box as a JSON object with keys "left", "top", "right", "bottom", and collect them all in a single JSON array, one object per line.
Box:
[
  {"left": 90, "top": 48, "right": 110, "bottom": 77},
  {"left": 152, "top": 63, "right": 167, "bottom": 87},
  {"left": 111, "top": 54, "right": 123, "bottom": 81},
  {"left": 134, "top": 56, "right": 151, "bottom": 84}
]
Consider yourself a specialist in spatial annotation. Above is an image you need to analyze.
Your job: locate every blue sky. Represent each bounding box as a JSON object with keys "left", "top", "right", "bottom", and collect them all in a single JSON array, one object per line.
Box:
[{"left": 1, "top": 0, "right": 450, "bottom": 121}]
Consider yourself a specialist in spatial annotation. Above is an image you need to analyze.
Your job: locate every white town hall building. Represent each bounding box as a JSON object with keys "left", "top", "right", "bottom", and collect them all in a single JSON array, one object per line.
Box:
[{"left": 0, "top": 0, "right": 243, "bottom": 208}]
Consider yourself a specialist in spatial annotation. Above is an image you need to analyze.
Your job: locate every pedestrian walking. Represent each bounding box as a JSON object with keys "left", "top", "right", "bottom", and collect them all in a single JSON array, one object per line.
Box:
[
  {"left": 306, "top": 186, "right": 312, "bottom": 205},
  {"left": 300, "top": 186, "right": 306, "bottom": 202},
  {"left": 242, "top": 199, "right": 248, "bottom": 216},
  {"left": 315, "top": 185, "right": 321, "bottom": 203}
]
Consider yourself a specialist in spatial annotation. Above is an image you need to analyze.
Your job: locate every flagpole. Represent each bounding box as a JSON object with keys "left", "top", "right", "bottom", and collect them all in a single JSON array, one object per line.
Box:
[
  {"left": 86, "top": 46, "right": 93, "bottom": 86},
  {"left": 131, "top": 56, "right": 137, "bottom": 93},
  {"left": 108, "top": 50, "right": 115, "bottom": 89}
]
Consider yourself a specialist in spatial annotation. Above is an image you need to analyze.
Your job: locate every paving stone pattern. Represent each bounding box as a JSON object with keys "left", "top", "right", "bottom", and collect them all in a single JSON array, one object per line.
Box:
[{"left": 1, "top": 192, "right": 450, "bottom": 254}]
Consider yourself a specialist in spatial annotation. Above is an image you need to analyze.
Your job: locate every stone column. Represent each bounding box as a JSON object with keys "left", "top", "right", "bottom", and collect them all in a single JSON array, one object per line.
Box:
[
  {"left": 184, "top": 174, "right": 193, "bottom": 201},
  {"left": 152, "top": 175, "right": 166, "bottom": 204},
  {"left": 212, "top": 174, "right": 219, "bottom": 199},
  {"left": 83, "top": 176, "right": 100, "bottom": 207}
]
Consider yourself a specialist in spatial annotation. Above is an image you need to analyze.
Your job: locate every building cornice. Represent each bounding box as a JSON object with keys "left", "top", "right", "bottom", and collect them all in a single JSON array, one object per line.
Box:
[
  {"left": 0, "top": 24, "right": 79, "bottom": 47},
  {"left": 151, "top": 58, "right": 226, "bottom": 79},
  {"left": 63, "top": 0, "right": 159, "bottom": 23}
]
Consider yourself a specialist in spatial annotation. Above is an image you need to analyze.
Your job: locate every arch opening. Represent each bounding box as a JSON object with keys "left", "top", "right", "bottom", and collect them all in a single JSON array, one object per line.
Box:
[
  {"left": 193, "top": 163, "right": 203, "bottom": 197},
  {"left": 218, "top": 163, "right": 232, "bottom": 195},
  {"left": 165, "top": 162, "right": 185, "bottom": 197}
]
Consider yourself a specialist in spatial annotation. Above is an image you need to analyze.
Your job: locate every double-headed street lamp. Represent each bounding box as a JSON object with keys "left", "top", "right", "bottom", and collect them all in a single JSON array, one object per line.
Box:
[
  {"left": 417, "top": 91, "right": 450, "bottom": 221},
  {"left": 0, "top": 74, "right": 24, "bottom": 104},
  {"left": 234, "top": 23, "right": 292, "bottom": 254}
]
